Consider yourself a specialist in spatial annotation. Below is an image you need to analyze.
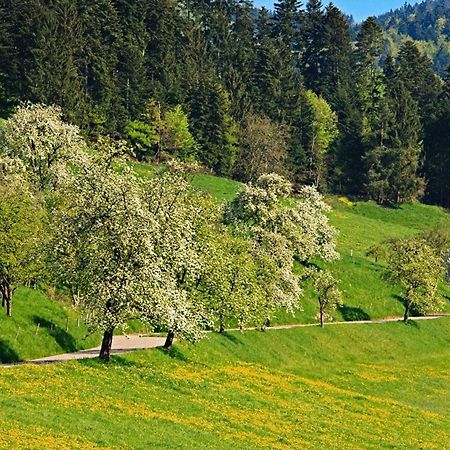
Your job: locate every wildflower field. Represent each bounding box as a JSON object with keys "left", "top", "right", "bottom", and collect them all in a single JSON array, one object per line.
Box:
[{"left": 1, "top": 319, "right": 449, "bottom": 449}]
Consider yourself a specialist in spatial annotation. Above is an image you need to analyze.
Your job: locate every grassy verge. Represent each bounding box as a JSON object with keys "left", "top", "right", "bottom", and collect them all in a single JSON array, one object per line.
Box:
[
  {"left": 0, "top": 287, "right": 100, "bottom": 362},
  {"left": 0, "top": 318, "right": 448, "bottom": 449}
]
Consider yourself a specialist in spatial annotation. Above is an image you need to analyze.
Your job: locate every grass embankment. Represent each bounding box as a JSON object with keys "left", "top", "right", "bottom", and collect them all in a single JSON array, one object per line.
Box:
[
  {"left": 2, "top": 162, "right": 449, "bottom": 361},
  {"left": 0, "top": 287, "right": 99, "bottom": 362},
  {"left": 308, "top": 199, "right": 450, "bottom": 323},
  {"left": 0, "top": 319, "right": 449, "bottom": 449},
  {"left": 131, "top": 161, "right": 450, "bottom": 325}
]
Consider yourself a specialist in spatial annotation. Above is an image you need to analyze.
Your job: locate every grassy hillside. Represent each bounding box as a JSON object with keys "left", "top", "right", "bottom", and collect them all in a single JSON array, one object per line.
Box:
[
  {"left": 1, "top": 163, "right": 449, "bottom": 363},
  {"left": 0, "top": 319, "right": 449, "bottom": 449},
  {"left": 315, "top": 199, "right": 450, "bottom": 322},
  {"left": 271, "top": 198, "right": 450, "bottom": 325},
  {"left": 0, "top": 287, "right": 99, "bottom": 362},
  {"left": 131, "top": 161, "right": 450, "bottom": 325}
]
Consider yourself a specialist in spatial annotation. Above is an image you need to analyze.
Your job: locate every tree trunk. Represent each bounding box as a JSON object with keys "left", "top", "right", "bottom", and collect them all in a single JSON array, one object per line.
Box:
[
  {"left": 164, "top": 330, "right": 175, "bottom": 349},
  {"left": 219, "top": 323, "right": 225, "bottom": 334},
  {"left": 403, "top": 299, "right": 411, "bottom": 322},
  {"left": 320, "top": 308, "right": 324, "bottom": 328},
  {"left": 2, "top": 286, "right": 12, "bottom": 317},
  {"left": 99, "top": 328, "right": 114, "bottom": 362},
  {"left": 6, "top": 295, "right": 11, "bottom": 317}
]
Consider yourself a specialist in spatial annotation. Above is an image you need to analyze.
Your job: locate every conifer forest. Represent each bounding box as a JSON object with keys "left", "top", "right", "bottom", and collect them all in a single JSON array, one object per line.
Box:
[{"left": 1, "top": 0, "right": 449, "bottom": 206}]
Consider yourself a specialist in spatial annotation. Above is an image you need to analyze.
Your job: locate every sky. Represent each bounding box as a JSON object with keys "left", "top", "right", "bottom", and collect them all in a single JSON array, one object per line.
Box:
[{"left": 253, "top": 1, "right": 417, "bottom": 22}]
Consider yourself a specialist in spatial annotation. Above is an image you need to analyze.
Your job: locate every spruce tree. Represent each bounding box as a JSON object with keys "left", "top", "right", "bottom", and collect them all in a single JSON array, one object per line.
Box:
[
  {"left": 424, "top": 67, "right": 450, "bottom": 206},
  {"left": 28, "top": 0, "right": 88, "bottom": 125},
  {"left": 77, "top": 0, "right": 123, "bottom": 134},
  {"left": 302, "top": 0, "right": 325, "bottom": 93},
  {"left": 346, "top": 17, "right": 384, "bottom": 193},
  {"left": 114, "top": 0, "right": 150, "bottom": 121},
  {"left": 397, "top": 41, "right": 441, "bottom": 119},
  {"left": 252, "top": 8, "right": 281, "bottom": 117},
  {"left": 188, "top": 74, "right": 238, "bottom": 175},
  {"left": 364, "top": 77, "right": 425, "bottom": 204},
  {"left": 321, "top": 4, "right": 353, "bottom": 105},
  {"left": 0, "top": 0, "right": 43, "bottom": 113}
]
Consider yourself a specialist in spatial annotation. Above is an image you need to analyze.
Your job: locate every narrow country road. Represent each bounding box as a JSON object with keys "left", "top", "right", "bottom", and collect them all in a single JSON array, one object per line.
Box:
[
  {"left": 233, "top": 313, "right": 450, "bottom": 332},
  {"left": 1, "top": 314, "right": 449, "bottom": 367}
]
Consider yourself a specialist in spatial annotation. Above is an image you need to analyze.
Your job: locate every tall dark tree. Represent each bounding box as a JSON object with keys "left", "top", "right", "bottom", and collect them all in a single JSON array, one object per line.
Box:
[
  {"left": 28, "top": 0, "right": 88, "bottom": 125},
  {"left": 272, "top": 0, "right": 303, "bottom": 53},
  {"left": 321, "top": 4, "right": 353, "bottom": 104},
  {"left": 341, "top": 17, "right": 384, "bottom": 193},
  {"left": 302, "top": 0, "right": 325, "bottom": 93},
  {"left": 424, "top": 67, "right": 450, "bottom": 206},
  {"left": 0, "top": 0, "right": 43, "bottom": 115},
  {"left": 114, "top": 0, "right": 150, "bottom": 120},
  {"left": 396, "top": 40, "right": 442, "bottom": 120},
  {"left": 226, "top": 0, "right": 257, "bottom": 117},
  {"left": 78, "top": 0, "right": 123, "bottom": 134},
  {"left": 364, "top": 76, "right": 425, "bottom": 204},
  {"left": 252, "top": 8, "right": 281, "bottom": 116}
]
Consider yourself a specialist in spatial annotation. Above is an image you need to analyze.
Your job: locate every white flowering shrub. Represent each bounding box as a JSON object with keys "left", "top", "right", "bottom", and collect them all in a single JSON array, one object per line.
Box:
[
  {"left": 0, "top": 104, "right": 87, "bottom": 190},
  {"left": 277, "top": 186, "right": 339, "bottom": 262},
  {"left": 226, "top": 174, "right": 339, "bottom": 263},
  {"left": 223, "top": 174, "right": 339, "bottom": 326},
  {"left": 224, "top": 173, "right": 291, "bottom": 227},
  {"left": 50, "top": 152, "right": 210, "bottom": 360}
]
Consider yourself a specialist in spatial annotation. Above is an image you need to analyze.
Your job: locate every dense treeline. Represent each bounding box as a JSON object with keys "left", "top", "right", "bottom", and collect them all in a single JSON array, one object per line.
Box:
[
  {"left": 0, "top": 0, "right": 449, "bottom": 206},
  {"left": 377, "top": 0, "right": 450, "bottom": 75}
]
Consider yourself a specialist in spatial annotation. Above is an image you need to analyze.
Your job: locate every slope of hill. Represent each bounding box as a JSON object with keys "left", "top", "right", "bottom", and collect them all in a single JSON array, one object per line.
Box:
[
  {"left": 1, "top": 319, "right": 449, "bottom": 448},
  {"left": 376, "top": 0, "right": 450, "bottom": 74},
  {"left": 133, "top": 163, "right": 450, "bottom": 326},
  {"left": 0, "top": 288, "right": 99, "bottom": 363},
  {"left": 1, "top": 166, "right": 449, "bottom": 364}
]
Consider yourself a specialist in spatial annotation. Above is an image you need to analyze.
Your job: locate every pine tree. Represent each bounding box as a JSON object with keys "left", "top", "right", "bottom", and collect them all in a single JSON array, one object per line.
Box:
[
  {"left": 145, "top": 0, "right": 184, "bottom": 105},
  {"left": 252, "top": 8, "right": 281, "bottom": 117},
  {"left": 321, "top": 4, "right": 353, "bottom": 105},
  {"left": 302, "top": 0, "right": 325, "bottom": 93},
  {"left": 397, "top": 40, "right": 442, "bottom": 119},
  {"left": 0, "top": 0, "right": 43, "bottom": 113},
  {"left": 188, "top": 74, "right": 238, "bottom": 175},
  {"left": 364, "top": 77, "right": 425, "bottom": 204},
  {"left": 114, "top": 0, "right": 150, "bottom": 121},
  {"left": 347, "top": 17, "right": 385, "bottom": 193},
  {"left": 28, "top": 0, "right": 88, "bottom": 125},
  {"left": 226, "top": 0, "right": 257, "bottom": 118},
  {"left": 424, "top": 67, "right": 450, "bottom": 206},
  {"left": 77, "top": 0, "right": 123, "bottom": 134},
  {"left": 272, "top": 0, "right": 303, "bottom": 53}
]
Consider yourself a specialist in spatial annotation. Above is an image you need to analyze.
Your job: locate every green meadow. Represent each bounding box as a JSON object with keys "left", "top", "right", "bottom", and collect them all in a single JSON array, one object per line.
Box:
[
  {"left": 1, "top": 168, "right": 449, "bottom": 362},
  {"left": 0, "top": 319, "right": 449, "bottom": 449}
]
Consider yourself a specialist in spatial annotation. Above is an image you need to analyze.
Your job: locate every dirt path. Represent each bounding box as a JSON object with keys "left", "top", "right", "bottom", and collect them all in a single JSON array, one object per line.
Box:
[
  {"left": 2, "top": 314, "right": 449, "bottom": 366},
  {"left": 2, "top": 335, "right": 166, "bottom": 366},
  {"left": 230, "top": 313, "right": 450, "bottom": 332}
]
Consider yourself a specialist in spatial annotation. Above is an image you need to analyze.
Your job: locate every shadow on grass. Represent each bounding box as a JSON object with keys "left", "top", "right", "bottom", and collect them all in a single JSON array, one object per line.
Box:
[
  {"left": 220, "top": 332, "right": 244, "bottom": 345},
  {"left": 0, "top": 340, "right": 20, "bottom": 363},
  {"left": 158, "top": 346, "right": 189, "bottom": 362},
  {"left": 338, "top": 305, "right": 371, "bottom": 321},
  {"left": 33, "top": 316, "right": 77, "bottom": 352},
  {"left": 76, "top": 355, "right": 141, "bottom": 368},
  {"left": 404, "top": 319, "right": 420, "bottom": 329}
]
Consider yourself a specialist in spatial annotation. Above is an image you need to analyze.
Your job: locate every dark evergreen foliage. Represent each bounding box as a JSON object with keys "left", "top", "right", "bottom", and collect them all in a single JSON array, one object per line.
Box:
[{"left": 0, "top": 0, "right": 448, "bottom": 205}]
